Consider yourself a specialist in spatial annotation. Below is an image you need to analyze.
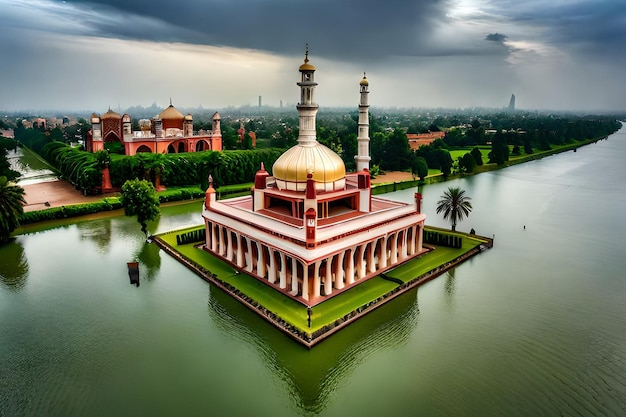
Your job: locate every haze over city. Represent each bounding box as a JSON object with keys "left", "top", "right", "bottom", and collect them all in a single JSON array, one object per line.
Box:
[{"left": 2, "top": 0, "right": 625, "bottom": 113}]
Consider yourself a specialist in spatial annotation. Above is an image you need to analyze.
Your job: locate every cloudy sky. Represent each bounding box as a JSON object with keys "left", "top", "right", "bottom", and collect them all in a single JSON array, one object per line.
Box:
[{"left": 1, "top": 0, "right": 625, "bottom": 113}]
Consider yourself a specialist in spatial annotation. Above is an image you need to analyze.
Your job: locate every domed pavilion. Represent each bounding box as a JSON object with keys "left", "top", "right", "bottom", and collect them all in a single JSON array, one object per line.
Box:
[
  {"left": 201, "top": 51, "right": 427, "bottom": 307},
  {"left": 88, "top": 101, "right": 222, "bottom": 156}
]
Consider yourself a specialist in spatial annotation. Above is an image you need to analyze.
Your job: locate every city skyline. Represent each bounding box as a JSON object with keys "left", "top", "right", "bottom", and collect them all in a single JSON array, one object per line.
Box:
[{"left": 2, "top": 0, "right": 625, "bottom": 113}]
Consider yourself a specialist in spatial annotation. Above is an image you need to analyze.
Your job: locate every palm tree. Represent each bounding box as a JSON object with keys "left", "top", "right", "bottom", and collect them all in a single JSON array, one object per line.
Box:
[
  {"left": 436, "top": 186, "right": 472, "bottom": 231},
  {"left": 0, "top": 176, "right": 27, "bottom": 243}
]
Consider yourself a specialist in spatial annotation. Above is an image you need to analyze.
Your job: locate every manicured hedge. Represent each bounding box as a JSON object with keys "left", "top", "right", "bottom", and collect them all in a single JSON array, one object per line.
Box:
[
  {"left": 372, "top": 179, "right": 420, "bottom": 195},
  {"left": 109, "top": 149, "right": 284, "bottom": 189},
  {"left": 42, "top": 142, "right": 100, "bottom": 193},
  {"left": 176, "top": 228, "right": 206, "bottom": 245},
  {"left": 19, "top": 198, "right": 123, "bottom": 225},
  {"left": 423, "top": 230, "right": 462, "bottom": 248}
]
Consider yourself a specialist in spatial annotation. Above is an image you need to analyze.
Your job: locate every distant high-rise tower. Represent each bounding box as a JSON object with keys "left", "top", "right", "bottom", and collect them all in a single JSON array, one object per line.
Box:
[
  {"left": 259, "top": 95, "right": 262, "bottom": 107},
  {"left": 355, "top": 73, "right": 371, "bottom": 172},
  {"left": 508, "top": 94, "right": 516, "bottom": 112}
]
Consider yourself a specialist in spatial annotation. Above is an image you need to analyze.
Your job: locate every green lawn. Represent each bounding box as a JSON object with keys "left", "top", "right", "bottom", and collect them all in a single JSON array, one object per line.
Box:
[{"left": 156, "top": 225, "right": 488, "bottom": 335}]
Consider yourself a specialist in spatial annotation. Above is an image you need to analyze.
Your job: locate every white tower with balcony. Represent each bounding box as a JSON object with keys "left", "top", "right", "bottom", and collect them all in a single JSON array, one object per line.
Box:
[{"left": 355, "top": 73, "right": 371, "bottom": 172}]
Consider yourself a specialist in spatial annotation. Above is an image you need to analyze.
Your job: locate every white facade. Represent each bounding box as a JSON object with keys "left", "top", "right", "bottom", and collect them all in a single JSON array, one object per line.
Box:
[{"left": 201, "top": 52, "right": 426, "bottom": 307}]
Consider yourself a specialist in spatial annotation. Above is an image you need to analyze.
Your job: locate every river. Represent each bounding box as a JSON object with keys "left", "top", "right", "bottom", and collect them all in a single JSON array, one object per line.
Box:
[{"left": 1, "top": 125, "right": 625, "bottom": 416}]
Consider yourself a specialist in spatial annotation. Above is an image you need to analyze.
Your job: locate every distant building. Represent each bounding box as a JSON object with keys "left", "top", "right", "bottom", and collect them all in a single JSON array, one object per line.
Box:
[
  {"left": 0, "top": 129, "right": 14, "bottom": 139},
  {"left": 508, "top": 94, "right": 516, "bottom": 112},
  {"left": 236, "top": 122, "right": 257, "bottom": 148},
  {"left": 87, "top": 102, "right": 222, "bottom": 156},
  {"left": 407, "top": 131, "right": 445, "bottom": 151}
]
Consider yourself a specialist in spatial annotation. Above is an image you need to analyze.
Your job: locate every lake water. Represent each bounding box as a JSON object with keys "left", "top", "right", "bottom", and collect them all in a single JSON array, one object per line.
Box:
[{"left": 1, "top": 125, "right": 626, "bottom": 416}]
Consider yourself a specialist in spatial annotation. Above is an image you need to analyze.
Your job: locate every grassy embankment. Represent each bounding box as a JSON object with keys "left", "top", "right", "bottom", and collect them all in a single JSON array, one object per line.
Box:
[{"left": 156, "top": 224, "right": 489, "bottom": 335}]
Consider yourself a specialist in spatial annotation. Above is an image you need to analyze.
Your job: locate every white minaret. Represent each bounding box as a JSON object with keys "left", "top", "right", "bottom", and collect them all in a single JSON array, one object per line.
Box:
[
  {"left": 355, "top": 73, "right": 371, "bottom": 171},
  {"left": 296, "top": 46, "right": 319, "bottom": 146}
]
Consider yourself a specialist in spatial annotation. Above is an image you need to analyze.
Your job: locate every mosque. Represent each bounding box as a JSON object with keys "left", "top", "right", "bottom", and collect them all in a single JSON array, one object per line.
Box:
[
  {"left": 87, "top": 104, "right": 222, "bottom": 156},
  {"left": 201, "top": 51, "right": 427, "bottom": 307}
]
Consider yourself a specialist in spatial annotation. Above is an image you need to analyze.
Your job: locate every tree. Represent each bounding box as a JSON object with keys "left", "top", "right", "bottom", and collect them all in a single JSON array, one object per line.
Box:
[
  {"left": 411, "top": 155, "right": 428, "bottom": 181},
  {"left": 436, "top": 186, "right": 473, "bottom": 232},
  {"left": 120, "top": 179, "right": 160, "bottom": 236},
  {"left": 0, "top": 176, "right": 26, "bottom": 243},
  {"left": 470, "top": 147, "right": 483, "bottom": 166},
  {"left": 459, "top": 153, "right": 477, "bottom": 174},
  {"left": 488, "top": 131, "right": 509, "bottom": 165},
  {"left": 382, "top": 128, "right": 412, "bottom": 171}
]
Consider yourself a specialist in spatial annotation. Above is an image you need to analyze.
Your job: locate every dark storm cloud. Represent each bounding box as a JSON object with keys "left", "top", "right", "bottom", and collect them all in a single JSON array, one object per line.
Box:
[
  {"left": 485, "top": 33, "right": 507, "bottom": 42},
  {"left": 58, "top": 0, "right": 450, "bottom": 61},
  {"left": 493, "top": 0, "right": 626, "bottom": 57}
]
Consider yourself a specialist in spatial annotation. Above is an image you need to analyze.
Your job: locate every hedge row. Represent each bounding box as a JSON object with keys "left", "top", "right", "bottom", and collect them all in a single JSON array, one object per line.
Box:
[
  {"left": 19, "top": 198, "right": 122, "bottom": 225},
  {"left": 42, "top": 142, "right": 100, "bottom": 193},
  {"left": 37, "top": 142, "right": 285, "bottom": 195},
  {"left": 372, "top": 179, "right": 420, "bottom": 195},
  {"left": 423, "top": 230, "right": 462, "bottom": 248},
  {"left": 176, "top": 228, "right": 207, "bottom": 245},
  {"left": 109, "top": 148, "right": 284, "bottom": 189}
]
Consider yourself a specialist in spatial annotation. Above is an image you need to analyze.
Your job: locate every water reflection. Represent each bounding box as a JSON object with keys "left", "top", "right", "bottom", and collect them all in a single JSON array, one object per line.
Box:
[
  {"left": 77, "top": 219, "right": 112, "bottom": 254},
  {"left": 0, "top": 238, "right": 29, "bottom": 290},
  {"left": 208, "top": 285, "right": 420, "bottom": 414},
  {"left": 134, "top": 241, "right": 162, "bottom": 281},
  {"left": 444, "top": 268, "right": 457, "bottom": 312}
]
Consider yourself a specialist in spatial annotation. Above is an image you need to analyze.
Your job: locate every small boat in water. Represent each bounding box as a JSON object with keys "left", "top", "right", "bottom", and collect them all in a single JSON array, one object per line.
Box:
[{"left": 127, "top": 262, "right": 139, "bottom": 287}]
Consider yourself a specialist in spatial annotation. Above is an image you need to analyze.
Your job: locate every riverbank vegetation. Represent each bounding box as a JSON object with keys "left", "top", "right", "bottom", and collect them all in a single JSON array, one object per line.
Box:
[{"left": 3, "top": 111, "right": 622, "bottom": 229}]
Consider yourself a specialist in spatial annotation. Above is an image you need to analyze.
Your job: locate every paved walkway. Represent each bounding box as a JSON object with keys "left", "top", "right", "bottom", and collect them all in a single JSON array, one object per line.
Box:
[{"left": 21, "top": 180, "right": 118, "bottom": 212}]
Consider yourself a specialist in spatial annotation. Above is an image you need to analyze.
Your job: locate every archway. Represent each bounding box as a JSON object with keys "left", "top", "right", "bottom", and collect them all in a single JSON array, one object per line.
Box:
[
  {"left": 196, "top": 140, "right": 209, "bottom": 152},
  {"left": 136, "top": 145, "right": 152, "bottom": 153}
]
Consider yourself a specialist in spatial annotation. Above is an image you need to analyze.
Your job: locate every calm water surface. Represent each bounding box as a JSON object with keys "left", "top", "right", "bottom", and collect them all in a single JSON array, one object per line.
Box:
[{"left": 1, "top": 125, "right": 625, "bottom": 416}]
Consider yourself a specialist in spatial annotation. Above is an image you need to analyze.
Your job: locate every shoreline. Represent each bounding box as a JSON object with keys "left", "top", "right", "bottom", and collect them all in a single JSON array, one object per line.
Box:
[
  {"left": 152, "top": 227, "right": 493, "bottom": 348},
  {"left": 14, "top": 131, "right": 615, "bottom": 229}
]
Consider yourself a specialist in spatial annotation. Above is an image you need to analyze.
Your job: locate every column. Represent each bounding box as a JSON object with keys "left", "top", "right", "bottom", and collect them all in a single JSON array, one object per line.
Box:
[
  {"left": 379, "top": 236, "right": 388, "bottom": 269},
  {"left": 356, "top": 245, "right": 366, "bottom": 280},
  {"left": 313, "top": 261, "right": 321, "bottom": 298},
  {"left": 346, "top": 248, "right": 355, "bottom": 285},
  {"left": 279, "top": 252, "right": 287, "bottom": 289},
  {"left": 301, "top": 264, "right": 309, "bottom": 301},
  {"left": 391, "top": 233, "right": 399, "bottom": 264},
  {"left": 245, "top": 238, "right": 253, "bottom": 273},
  {"left": 256, "top": 242, "right": 266, "bottom": 279},
  {"left": 335, "top": 252, "right": 345, "bottom": 289},
  {"left": 324, "top": 260, "right": 333, "bottom": 296},
  {"left": 290, "top": 258, "right": 299, "bottom": 295},
  {"left": 235, "top": 233, "right": 243, "bottom": 267},
  {"left": 226, "top": 229, "right": 233, "bottom": 261},
  {"left": 268, "top": 250, "right": 276, "bottom": 284},
  {"left": 210, "top": 223, "right": 218, "bottom": 252},
  {"left": 368, "top": 241, "right": 376, "bottom": 273}
]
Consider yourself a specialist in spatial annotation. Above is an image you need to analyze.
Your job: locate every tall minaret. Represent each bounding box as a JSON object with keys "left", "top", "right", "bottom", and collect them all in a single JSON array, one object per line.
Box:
[
  {"left": 296, "top": 45, "right": 319, "bottom": 146},
  {"left": 355, "top": 73, "right": 371, "bottom": 171}
]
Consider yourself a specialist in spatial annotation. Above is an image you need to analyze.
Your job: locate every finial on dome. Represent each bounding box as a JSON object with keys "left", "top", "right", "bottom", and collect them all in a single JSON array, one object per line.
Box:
[
  {"left": 360, "top": 72, "right": 369, "bottom": 86},
  {"left": 169, "top": 97, "right": 172, "bottom": 106},
  {"left": 305, "top": 43, "right": 309, "bottom": 63}
]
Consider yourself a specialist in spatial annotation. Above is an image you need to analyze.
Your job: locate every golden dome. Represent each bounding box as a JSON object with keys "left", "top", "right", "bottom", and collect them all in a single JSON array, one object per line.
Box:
[
  {"left": 272, "top": 142, "right": 345, "bottom": 189},
  {"left": 101, "top": 109, "right": 121, "bottom": 119},
  {"left": 184, "top": 113, "right": 193, "bottom": 121},
  {"left": 299, "top": 60, "right": 316, "bottom": 72},
  {"left": 159, "top": 104, "right": 184, "bottom": 121},
  {"left": 360, "top": 74, "right": 369, "bottom": 86},
  {"left": 299, "top": 49, "right": 316, "bottom": 72}
]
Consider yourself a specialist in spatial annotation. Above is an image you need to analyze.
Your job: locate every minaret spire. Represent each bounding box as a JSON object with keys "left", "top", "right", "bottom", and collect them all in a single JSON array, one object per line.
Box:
[
  {"left": 355, "top": 73, "right": 371, "bottom": 171},
  {"left": 296, "top": 46, "right": 319, "bottom": 146}
]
